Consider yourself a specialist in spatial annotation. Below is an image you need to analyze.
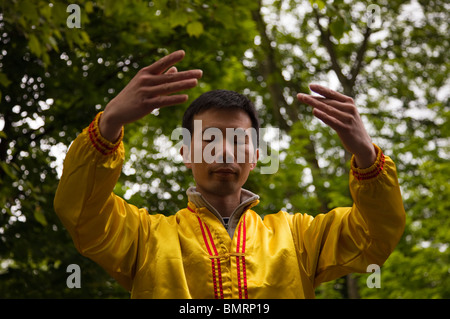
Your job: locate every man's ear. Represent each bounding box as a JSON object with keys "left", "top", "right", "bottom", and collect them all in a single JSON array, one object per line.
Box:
[{"left": 180, "top": 144, "right": 192, "bottom": 169}]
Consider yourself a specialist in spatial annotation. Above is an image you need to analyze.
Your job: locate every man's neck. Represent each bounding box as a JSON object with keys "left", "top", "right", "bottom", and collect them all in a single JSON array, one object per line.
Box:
[
  {"left": 187, "top": 186, "right": 260, "bottom": 238},
  {"left": 194, "top": 187, "right": 241, "bottom": 218}
]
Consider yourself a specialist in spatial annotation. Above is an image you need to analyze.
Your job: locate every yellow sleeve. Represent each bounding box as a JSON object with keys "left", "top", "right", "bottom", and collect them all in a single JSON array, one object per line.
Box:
[
  {"left": 53, "top": 112, "right": 146, "bottom": 291},
  {"left": 291, "top": 144, "right": 406, "bottom": 287}
]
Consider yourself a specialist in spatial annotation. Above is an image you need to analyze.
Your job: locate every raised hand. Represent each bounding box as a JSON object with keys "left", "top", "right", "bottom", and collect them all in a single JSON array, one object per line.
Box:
[
  {"left": 100, "top": 50, "right": 203, "bottom": 142},
  {"left": 297, "top": 84, "right": 376, "bottom": 168}
]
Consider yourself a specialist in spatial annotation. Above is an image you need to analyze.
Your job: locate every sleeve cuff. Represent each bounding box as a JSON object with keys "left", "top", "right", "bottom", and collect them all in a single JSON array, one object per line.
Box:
[
  {"left": 351, "top": 144, "right": 385, "bottom": 181},
  {"left": 88, "top": 112, "right": 123, "bottom": 156}
]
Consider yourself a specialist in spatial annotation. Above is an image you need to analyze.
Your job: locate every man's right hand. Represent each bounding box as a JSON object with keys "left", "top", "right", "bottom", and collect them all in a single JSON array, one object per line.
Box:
[{"left": 99, "top": 50, "right": 203, "bottom": 142}]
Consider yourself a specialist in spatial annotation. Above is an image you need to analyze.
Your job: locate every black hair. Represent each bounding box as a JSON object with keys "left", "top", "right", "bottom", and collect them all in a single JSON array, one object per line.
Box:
[{"left": 182, "top": 89, "right": 260, "bottom": 146}]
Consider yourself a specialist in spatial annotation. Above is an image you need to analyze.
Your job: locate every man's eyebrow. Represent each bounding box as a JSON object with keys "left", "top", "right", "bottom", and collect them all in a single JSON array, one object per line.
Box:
[
  {"left": 202, "top": 126, "right": 218, "bottom": 132},
  {"left": 201, "top": 126, "right": 250, "bottom": 131},
  {"left": 200, "top": 127, "right": 252, "bottom": 136},
  {"left": 201, "top": 126, "right": 222, "bottom": 134}
]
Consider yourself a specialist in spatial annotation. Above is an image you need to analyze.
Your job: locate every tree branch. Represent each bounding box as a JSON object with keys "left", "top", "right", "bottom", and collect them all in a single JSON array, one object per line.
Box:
[
  {"left": 349, "top": 26, "right": 372, "bottom": 87},
  {"left": 251, "top": 1, "right": 331, "bottom": 213},
  {"left": 314, "top": 9, "right": 349, "bottom": 89}
]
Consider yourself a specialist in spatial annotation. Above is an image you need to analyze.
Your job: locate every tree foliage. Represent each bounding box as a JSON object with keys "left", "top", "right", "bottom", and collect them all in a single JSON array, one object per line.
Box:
[{"left": 0, "top": 0, "right": 448, "bottom": 298}]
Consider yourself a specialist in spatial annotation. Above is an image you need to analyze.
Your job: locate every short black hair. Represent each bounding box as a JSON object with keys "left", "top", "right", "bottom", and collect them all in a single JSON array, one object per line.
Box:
[{"left": 182, "top": 89, "right": 260, "bottom": 146}]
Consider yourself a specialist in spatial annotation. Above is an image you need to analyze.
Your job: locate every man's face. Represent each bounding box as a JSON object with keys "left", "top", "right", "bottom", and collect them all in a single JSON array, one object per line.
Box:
[{"left": 182, "top": 108, "right": 258, "bottom": 198}]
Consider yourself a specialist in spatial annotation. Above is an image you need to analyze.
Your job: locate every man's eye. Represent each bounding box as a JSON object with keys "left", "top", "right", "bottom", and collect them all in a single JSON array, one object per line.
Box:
[
  {"left": 203, "top": 136, "right": 215, "bottom": 143},
  {"left": 234, "top": 136, "right": 248, "bottom": 145}
]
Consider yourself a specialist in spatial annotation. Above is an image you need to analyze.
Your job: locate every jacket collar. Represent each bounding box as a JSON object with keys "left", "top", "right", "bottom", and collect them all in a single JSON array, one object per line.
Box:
[{"left": 186, "top": 186, "right": 260, "bottom": 238}]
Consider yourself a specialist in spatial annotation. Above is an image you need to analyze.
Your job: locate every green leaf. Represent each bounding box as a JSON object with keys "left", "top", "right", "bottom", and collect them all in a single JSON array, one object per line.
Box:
[
  {"left": 80, "top": 31, "right": 91, "bottom": 44},
  {"left": 186, "top": 21, "right": 204, "bottom": 37},
  {"left": 309, "top": 0, "right": 325, "bottom": 10},
  {"left": 85, "top": 1, "right": 94, "bottom": 14},
  {"left": 329, "top": 19, "right": 345, "bottom": 40},
  {"left": 0, "top": 72, "right": 12, "bottom": 87},
  {"left": 33, "top": 207, "right": 48, "bottom": 227},
  {"left": 169, "top": 10, "right": 190, "bottom": 28},
  {"left": 0, "top": 162, "right": 17, "bottom": 180},
  {"left": 54, "top": 260, "right": 62, "bottom": 269},
  {"left": 18, "top": 0, "right": 39, "bottom": 24},
  {"left": 47, "top": 36, "right": 59, "bottom": 52},
  {"left": 215, "top": 6, "right": 234, "bottom": 28},
  {"left": 28, "top": 34, "right": 42, "bottom": 57}
]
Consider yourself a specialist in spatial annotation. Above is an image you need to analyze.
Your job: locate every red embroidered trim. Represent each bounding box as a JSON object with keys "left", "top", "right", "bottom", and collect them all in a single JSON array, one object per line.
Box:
[
  {"left": 189, "top": 206, "right": 224, "bottom": 299},
  {"left": 236, "top": 215, "right": 248, "bottom": 299},
  {"left": 196, "top": 216, "right": 219, "bottom": 299},
  {"left": 352, "top": 152, "right": 386, "bottom": 181},
  {"left": 189, "top": 206, "right": 248, "bottom": 299},
  {"left": 242, "top": 215, "right": 248, "bottom": 299},
  {"left": 88, "top": 113, "right": 122, "bottom": 156},
  {"left": 236, "top": 221, "right": 242, "bottom": 299},
  {"left": 205, "top": 223, "right": 224, "bottom": 299}
]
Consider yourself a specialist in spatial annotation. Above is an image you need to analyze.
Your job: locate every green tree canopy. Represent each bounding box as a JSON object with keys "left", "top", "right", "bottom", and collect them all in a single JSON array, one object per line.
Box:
[{"left": 1, "top": 0, "right": 448, "bottom": 298}]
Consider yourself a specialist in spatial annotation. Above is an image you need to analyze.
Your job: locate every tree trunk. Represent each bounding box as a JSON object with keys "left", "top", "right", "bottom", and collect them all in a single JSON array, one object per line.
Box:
[{"left": 346, "top": 274, "right": 361, "bottom": 299}]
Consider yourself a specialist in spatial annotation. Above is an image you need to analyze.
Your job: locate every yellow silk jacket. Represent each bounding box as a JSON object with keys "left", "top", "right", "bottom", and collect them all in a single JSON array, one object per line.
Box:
[{"left": 54, "top": 113, "right": 406, "bottom": 299}]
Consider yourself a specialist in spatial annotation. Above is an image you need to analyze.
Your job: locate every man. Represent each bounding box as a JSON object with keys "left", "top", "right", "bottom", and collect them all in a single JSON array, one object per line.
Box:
[{"left": 54, "top": 50, "right": 405, "bottom": 298}]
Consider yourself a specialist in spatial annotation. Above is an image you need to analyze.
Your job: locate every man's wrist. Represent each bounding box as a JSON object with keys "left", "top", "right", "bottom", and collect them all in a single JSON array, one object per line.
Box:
[
  {"left": 88, "top": 112, "right": 123, "bottom": 156},
  {"left": 353, "top": 144, "right": 377, "bottom": 169},
  {"left": 99, "top": 112, "right": 123, "bottom": 143},
  {"left": 351, "top": 144, "right": 385, "bottom": 181}
]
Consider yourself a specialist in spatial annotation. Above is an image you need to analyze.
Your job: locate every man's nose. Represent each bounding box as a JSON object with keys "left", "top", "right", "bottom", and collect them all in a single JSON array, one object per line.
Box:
[{"left": 216, "top": 138, "right": 235, "bottom": 163}]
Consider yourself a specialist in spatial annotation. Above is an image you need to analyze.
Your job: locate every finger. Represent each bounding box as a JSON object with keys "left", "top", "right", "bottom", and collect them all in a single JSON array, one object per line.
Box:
[
  {"left": 308, "top": 84, "right": 353, "bottom": 103},
  {"left": 297, "top": 93, "right": 353, "bottom": 123},
  {"left": 141, "top": 78, "right": 198, "bottom": 97},
  {"left": 143, "top": 50, "right": 186, "bottom": 75},
  {"left": 312, "top": 107, "right": 342, "bottom": 131},
  {"left": 308, "top": 96, "right": 355, "bottom": 113},
  {"left": 165, "top": 66, "right": 178, "bottom": 74},
  {"left": 145, "top": 94, "right": 189, "bottom": 109},
  {"left": 142, "top": 69, "right": 203, "bottom": 86}
]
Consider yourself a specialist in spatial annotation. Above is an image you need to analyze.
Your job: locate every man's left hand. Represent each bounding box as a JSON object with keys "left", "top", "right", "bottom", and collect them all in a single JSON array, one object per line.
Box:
[{"left": 297, "top": 84, "right": 376, "bottom": 168}]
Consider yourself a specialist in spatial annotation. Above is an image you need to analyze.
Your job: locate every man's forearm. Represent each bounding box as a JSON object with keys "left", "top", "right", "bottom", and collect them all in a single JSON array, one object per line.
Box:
[{"left": 54, "top": 113, "right": 125, "bottom": 238}]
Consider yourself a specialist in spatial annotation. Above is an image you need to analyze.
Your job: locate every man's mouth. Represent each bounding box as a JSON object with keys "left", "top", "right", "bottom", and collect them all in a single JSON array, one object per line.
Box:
[{"left": 211, "top": 166, "right": 238, "bottom": 176}]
